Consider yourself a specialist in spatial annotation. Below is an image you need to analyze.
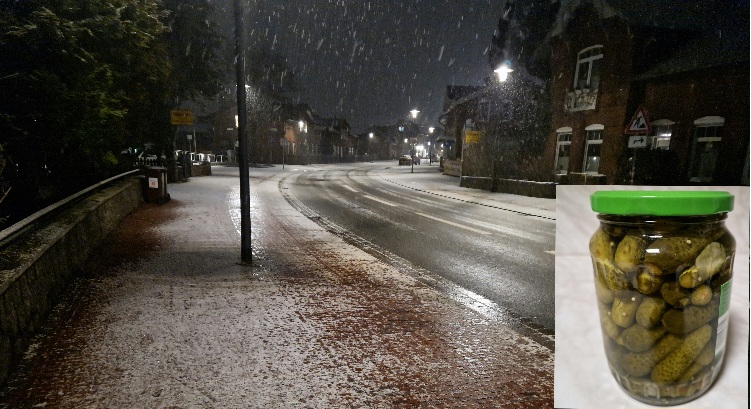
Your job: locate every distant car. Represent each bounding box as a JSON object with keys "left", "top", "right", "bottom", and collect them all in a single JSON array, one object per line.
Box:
[{"left": 398, "top": 155, "right": 411, "bottom": 166}]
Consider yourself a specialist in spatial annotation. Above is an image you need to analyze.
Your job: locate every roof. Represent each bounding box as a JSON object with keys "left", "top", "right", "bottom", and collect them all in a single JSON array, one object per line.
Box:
[
  {"left": 552, "top": 0, "right": 748, "bottom": 35},
  {"left": 550, "top": 0, "right": 749, "bottom": 80},
  {"left": 442, "top": 86, "right": 484, "bottom": 111},
  {"left": 632, "top": 27, "right": 749, "bottom": 80}
]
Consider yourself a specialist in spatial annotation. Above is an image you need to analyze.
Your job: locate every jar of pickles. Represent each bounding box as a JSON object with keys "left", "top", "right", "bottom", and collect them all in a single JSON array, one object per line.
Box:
[{"left": 589, "top": 191, "right": 735, "bottom": 406}]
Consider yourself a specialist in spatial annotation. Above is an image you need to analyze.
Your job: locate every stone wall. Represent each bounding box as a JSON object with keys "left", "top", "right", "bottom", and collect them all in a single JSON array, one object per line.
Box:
[
  {"left": 0, "top": 178, "right": 142, "bottom": 385},
  {"left": 442, "top": 159, "right": 462, "bottom": 177},
  {"left": 191, "top": 162, "right": 213, "bottom": 176},
  {"left": 460, "top": 176, "right": 556, "bottom": 199}
]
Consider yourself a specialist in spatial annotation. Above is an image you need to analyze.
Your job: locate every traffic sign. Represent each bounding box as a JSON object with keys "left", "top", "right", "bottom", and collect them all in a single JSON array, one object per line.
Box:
[
  {"left": 625, "top": 105, "right": 651, "bottom": 135},
  {"left": 170, "top": 109, "right": 193, "bottom": 125},
  {"left": 465, "top": 130, "right": 480, "bottom": 144},
  {"left": 628, "top": 135, "right": 647, "bottom": 148}
]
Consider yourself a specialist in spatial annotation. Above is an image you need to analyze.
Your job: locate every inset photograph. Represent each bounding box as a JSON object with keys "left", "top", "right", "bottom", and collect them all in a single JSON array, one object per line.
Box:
[{"left": 554, "top": 186, "right": 749, "bottom": 409}]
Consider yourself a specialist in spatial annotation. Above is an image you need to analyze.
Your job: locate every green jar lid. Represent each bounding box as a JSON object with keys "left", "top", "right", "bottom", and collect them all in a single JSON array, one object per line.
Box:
[{"left": 590, "top": 190, "right": 734, "bottom": 216}]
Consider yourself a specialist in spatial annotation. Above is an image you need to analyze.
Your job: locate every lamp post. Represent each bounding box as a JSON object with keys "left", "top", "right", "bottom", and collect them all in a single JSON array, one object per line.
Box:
[
  {"left": 428, "top": 126, "right": 435, "bottom": 165},
  {"left": 234, "top": 0, "right": 251, "bottom": 263},
  {"left": 408, "top": 110, "right": 420, "bottom": 173},
  {"left": 369, "top": 132, "right": 374, "bottom": 161}
]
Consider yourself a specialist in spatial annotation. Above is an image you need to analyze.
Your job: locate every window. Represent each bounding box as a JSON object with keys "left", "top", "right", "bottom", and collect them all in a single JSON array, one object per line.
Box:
[
  {"left": 650, "top": 119, "right": 674, "bottom": 150},
  {"left": 554, "top": 127, "right": 572, "bottom": 174},
  {"left": 583, "top": 125, "right": 603, "bottom": 174},
  {"left": 574, "top": 45, "right": 603, "bottom": 90},
  {"left": 689, "top": 116, "right": 724, "bottom": 183}
]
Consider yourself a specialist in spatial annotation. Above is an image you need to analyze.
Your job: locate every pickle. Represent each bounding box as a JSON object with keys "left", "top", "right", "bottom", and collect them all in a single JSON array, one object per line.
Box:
[
  {"left": 660, "top": 282, "right": 690, "bottom": 308},
  {"left": 595, "top": 260, "right": 630, "bottom": 292},
  {"left": 651, "top": 324, "right": 712, "bottom": 384},
  {"left": 614, "top": 235, "right": 646, "bottom": 273},
  {"left": 590, "top": 228, "right": 615, "bottom": 261},
  {"left": 679, "top": 242, "right": 725, "bottom": 288},
  {"left": 594, "top": 273, "right": 615, "bottom": 304},
  {"left": 619, "top": 325, "right": 667, "bottom": 352},
  {"left": 633, "top": 266, "right": 663, "bottom": 295},
  {"left": 690, "top": 285, "right": 712, "bottom": 306},
  {"left": 636, "top": 297, "right": 667, "bottom": 328},
  {"left": 598, "top": 302, "right": 621, "bottom": 340},
  {"left": 621, "top": 333, "right": 683, "bottom": 377},
  {"left": 677, "top": 361, "right": 706, "bottom": 383},
  {"left": 644, "top": 237, "right": 711, "bottom": 274},
  {"left": 612, "top": 295, "right": 642, "bottom": 328},
  {"left": 695, "top": 338, "right": 716, "bottom": 366},
  {"left": 662, "top": 303, "right": 718, "bottom": 334}
]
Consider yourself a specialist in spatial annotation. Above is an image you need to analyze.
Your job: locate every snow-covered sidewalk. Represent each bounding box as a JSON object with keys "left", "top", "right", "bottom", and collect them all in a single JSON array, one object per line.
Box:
[{"left": 0, "top": 164, "right": 554, "bottom": 408}]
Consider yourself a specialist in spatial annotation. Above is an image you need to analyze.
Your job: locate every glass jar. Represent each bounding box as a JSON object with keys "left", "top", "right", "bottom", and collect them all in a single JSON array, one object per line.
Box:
[{"left": 589, "top": 191, "right": 735, "bottom": 406}]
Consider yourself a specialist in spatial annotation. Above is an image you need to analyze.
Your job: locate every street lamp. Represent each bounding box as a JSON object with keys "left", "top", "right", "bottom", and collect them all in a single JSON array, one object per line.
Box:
[
  {"left": 410, "top": 109, "right": 420, "bottom": 119},
  {"left": 494, "top": 60, "right": 513, "bottom": 82},
  {"left": 428, "top": 127, "right": 435, "bottom": 164}
]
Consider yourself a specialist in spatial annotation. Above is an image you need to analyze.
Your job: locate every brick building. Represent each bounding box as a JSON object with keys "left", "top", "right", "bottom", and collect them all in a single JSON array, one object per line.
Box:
[{"left": 546, "top": 1, "right": 749, "bottom": 185}]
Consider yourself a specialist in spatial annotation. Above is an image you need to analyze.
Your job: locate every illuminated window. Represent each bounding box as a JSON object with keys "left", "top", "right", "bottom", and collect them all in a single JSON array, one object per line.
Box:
[
  {"left": 554, "top": 127, "right": 572, "bottom": 174},
  {"left": 574, "top": 45, "right": 603, "bottom": 90},
  {"left": 689, "top": 116, "right": 724, "bottom": 183},
  {"left": 650, "top": 119, "right": 674, "bottom": 150},
  {"left": 583, "top": 124, "right": 603, "bottom": 174}
]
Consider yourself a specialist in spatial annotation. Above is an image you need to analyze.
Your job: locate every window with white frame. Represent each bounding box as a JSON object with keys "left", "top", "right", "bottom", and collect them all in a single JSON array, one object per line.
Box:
[
  {"left": 583, "top": 125, "right": 604, "bottom": 174},
  {"left": 554, "top": 127, "right": 572, "bottom": 174},
  {"left": 574, "top": 45, "right": 603, "bottom": 90},
  {"left": 689, "top": 116, "right": 724, "bottom": 183},
  {"left": 650, "top": 119, "right": 674, "bottom": 150}
]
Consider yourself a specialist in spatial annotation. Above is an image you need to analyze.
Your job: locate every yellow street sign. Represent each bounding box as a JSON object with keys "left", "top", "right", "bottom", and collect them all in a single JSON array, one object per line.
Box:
[
  {"left": 465, "top": 130, "right": 480, "bottom": 144},
  {"left": 170, "top": 109, "right": 193, "bottom": 125}
]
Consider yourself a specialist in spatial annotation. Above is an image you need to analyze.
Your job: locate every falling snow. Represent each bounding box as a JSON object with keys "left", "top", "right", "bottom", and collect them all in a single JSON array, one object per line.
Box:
[{"left": 213, "top": 1, "right": 503, "bottom": 131}]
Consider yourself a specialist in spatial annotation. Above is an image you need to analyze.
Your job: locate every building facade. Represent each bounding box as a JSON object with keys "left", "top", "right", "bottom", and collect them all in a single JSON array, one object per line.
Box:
[{"left": 545, "top": 1, "right": 749, "bottom": 185}]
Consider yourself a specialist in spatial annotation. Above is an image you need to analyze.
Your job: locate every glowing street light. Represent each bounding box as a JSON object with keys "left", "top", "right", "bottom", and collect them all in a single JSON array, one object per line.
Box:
[
  {"left": 410, "top": 109, "right": 420, "bottom": 119},
  {"left": 429, "top": 127, "right": 435, "bottom": 134},
  {"left": 494, "top": 60, "right": 513, "bottom": 82},
  {"left": 369, "top": 132, "right": 374, "bottom": 139}
]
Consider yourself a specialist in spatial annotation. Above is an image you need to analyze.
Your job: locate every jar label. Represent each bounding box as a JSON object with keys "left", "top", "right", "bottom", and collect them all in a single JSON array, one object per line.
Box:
[{"left": 715, "top": 278, "right": 733, "bottom": 358}]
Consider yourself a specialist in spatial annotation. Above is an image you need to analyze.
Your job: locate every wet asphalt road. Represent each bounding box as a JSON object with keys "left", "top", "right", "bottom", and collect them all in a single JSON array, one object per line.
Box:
[{"left": 282, "top": 163, "right": 556, "bottom": 333}]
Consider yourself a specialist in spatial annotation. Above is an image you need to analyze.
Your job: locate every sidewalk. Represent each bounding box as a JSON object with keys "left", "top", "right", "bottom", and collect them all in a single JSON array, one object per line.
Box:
[
  {"left": 365, "top": 162, "right": 555, "bottom": 220},
  {"left": 0, "top": 164, "right": 554, "bottom": 408}
]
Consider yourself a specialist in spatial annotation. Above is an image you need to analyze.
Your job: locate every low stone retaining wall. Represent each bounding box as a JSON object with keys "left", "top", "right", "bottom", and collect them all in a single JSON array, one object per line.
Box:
[
  {"left": 442, "top": 159, "right": 461, "bottom": 177},
  {"left": 460, "top": 176, "right": 556, "bottom": 199},
  {"left": 0, "top": 178, "right": 142, "bottom": 385},
  {"left": 191, "top": 162, "right": 212, "bottom": 176}
]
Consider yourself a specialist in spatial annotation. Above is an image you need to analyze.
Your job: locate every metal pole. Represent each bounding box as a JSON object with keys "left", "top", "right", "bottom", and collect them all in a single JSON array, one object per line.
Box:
[{"left": 234, "top": 0, "right": 251, "bottom": 263}]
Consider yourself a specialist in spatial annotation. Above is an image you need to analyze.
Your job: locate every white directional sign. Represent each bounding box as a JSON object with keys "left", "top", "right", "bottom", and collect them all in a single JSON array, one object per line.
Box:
[{"left": 628, "top": 134, "right": 648, "bottom": 148}]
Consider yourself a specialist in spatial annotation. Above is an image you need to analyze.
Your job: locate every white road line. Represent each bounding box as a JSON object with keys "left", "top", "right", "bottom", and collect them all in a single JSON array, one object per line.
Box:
[
  {"left": 363, "top": 195, "right": 398, "bottom": 207},
  {"left": 344, "top": 185, "right": 359, "bottom": 193},
  {"left": 415, "top": 212, "right": 492, "bottom": 235}
]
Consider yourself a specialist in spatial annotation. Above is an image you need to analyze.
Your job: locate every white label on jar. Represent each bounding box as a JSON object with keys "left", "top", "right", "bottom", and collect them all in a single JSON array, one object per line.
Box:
[{"left": 715, "top": 278, "right": 733, "bottom": 358}]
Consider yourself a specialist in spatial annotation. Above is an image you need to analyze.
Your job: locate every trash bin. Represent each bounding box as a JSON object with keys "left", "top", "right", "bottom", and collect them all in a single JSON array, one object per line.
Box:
[{"left": 144, "top": 166, "right": 170, "bottom": 204}]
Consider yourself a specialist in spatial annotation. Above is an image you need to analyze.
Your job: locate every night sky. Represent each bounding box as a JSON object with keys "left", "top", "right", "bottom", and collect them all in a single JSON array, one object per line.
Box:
[{"left": 213, "top": 0, "right": 505, "bottom": 132}]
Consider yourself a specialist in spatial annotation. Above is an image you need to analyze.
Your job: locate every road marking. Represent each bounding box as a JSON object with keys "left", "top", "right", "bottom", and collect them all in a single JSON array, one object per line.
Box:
[
  {"left": 545, "top": 250, "right": 555, "bottom": 255},
  {"left": 344, "top": 185, "right": 359, "bottom": 193},
  {"left": 363, "top": 195, "right": 398, "bottom": 207},
  {"left": 415, "top": 212, "right": 492, "bottom": 235}
]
